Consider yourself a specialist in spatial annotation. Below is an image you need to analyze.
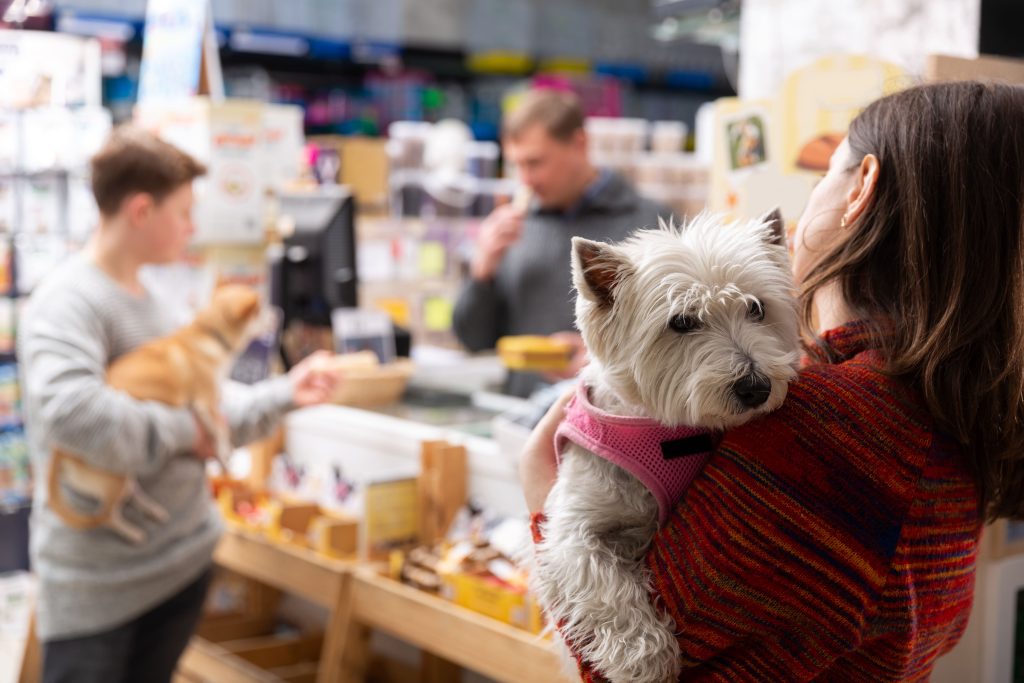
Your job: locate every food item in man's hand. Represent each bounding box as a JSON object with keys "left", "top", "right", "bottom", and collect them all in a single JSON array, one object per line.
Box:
[{"left": 497, "top": 335, "right": 574, "bottom": 372}]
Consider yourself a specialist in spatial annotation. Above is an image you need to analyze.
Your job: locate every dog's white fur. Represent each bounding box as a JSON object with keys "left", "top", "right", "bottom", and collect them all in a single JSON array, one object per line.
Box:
[{"left": 530, "top": 212, "right": 801, "bottom": 682}]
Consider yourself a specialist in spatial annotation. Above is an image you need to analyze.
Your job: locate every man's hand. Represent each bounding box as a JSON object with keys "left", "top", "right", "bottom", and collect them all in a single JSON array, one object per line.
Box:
[
  {"left": 542, "top": 331, "right": 589, "bottom": 382},
  {"left": 470, "top": 204, "right": 525, "bottom": 281},
  {"left": 289, "top": 350, "right": 343, "bottom": 408}
]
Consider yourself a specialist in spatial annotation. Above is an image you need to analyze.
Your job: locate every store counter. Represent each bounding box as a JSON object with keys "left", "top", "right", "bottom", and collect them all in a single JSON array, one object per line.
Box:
[{"left": 283, "top": 386, "right": 535, "bottom": 521}]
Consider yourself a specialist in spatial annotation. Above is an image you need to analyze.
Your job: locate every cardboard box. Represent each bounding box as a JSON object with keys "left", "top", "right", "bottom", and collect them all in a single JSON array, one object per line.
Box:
[
  {"left": 925, "top": 53, "right": 1024, "bottom": 83},
  {"left": 440, "top": 571, "right": 544, "bottom": 633},
  {"left": 136, "top": 98, "right": 305, "bottom": 245},
  {"left": 309, "top": 135, "right": 389, "bottom": 212},
  {"left": 363, "top": 476, "right": 420, "bottom": 560},
  {"left": 309, "top": 516, "right": 359, "bottom": 559},
  {"left": 262, "top": 103, "right": 306, "bottom": 192}
]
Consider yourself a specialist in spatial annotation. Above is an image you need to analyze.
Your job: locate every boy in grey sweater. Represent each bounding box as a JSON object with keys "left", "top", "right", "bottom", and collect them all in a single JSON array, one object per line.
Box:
[{"left": 19, "top": 126, "right": 339, "bottom": 683}]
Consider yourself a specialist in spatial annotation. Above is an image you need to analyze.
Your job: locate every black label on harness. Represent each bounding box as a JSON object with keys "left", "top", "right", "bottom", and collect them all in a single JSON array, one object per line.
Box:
[{"left": 661, "top": 434, "right": 715, "bottom": 460}]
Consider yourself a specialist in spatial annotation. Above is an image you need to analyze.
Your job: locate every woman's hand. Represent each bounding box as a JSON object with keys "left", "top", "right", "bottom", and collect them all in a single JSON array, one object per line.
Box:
[
  {"left": 519, "top": 389, "right": 574, "bottom": 514},
  {"left": 288, "top": 350, "right": 342, "bottom": 407}
]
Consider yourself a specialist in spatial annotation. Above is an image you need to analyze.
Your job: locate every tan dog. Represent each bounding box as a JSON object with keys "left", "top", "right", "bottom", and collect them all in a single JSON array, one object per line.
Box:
[{"left": 47, "top": 284, "right": 262, "bottom": 544}]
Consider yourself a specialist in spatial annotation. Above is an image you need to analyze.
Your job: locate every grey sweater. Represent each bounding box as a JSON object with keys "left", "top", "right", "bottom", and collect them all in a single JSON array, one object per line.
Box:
[
  {"left": 19, "top": 255, "right": 294, "bottom": 641},
  {"left": 453, "top": 172, "right": 668, "bottom": 396}
]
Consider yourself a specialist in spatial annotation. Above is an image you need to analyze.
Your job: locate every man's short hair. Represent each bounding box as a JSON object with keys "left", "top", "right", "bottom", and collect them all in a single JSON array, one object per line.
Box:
[
  {"left": 90, "top": 125, "right": 207, "bottom": 216},
  {"left": 503, "top": 89, "right": 585, "bottom": 142}
]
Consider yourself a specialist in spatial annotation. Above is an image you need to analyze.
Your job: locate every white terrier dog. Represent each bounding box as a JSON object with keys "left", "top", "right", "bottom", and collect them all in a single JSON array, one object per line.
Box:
[{"left": 531, "top": 211, "right": 801, "bottom": 682}]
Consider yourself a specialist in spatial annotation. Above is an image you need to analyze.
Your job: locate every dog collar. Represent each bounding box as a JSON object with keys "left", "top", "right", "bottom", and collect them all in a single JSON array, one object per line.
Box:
[
  {"left": 197, "top": 322, "right": 233, "bottom": 352},
  {"left": 554, "top": 383, "right": 715, "bottom": 524}
]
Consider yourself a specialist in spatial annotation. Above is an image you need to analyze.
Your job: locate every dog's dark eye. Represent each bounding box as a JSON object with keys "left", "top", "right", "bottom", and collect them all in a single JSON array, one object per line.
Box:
[
  {"left": 748, "top": 299, "right": 765, "bottom": 322},
  {"left": 669, "top": 314, "right": 701, "bottom": 334}
]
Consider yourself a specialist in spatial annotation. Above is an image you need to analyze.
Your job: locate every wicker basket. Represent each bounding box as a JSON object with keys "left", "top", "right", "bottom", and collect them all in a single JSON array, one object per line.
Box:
[{"left": 328, "top": 357, "right": 414, "bottom": 408}]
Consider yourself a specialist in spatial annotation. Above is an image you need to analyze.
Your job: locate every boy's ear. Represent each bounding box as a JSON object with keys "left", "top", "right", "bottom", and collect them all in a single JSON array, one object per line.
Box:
[
  {"left": 124, "top": 192, "right": 154, "bottom": 227},
  {"left": 571, "top": 237, "right": 631, "bottom": 307}
]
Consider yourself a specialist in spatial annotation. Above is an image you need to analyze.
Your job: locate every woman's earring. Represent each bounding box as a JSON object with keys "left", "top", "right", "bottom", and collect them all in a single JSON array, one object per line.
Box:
[{"left": 840, "top": 215, "right": 849, "bottom": 229}]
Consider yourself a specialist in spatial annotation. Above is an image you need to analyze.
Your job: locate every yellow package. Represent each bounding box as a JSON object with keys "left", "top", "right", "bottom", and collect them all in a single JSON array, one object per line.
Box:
[
  {"left": 440, "top": 571, "right": 545, "bottom": 634},
  {"left": 496, "top": 335, "right": 573, "bottom": 372}
]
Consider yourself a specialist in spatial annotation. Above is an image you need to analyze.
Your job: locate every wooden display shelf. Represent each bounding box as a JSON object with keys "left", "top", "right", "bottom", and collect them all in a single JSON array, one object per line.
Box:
[
  {"left": 212, "top": 522, "right": 354, "bottom": 608},
  {"left": 184, "top": 525, "right": 568, "bottom": 683},
  {"left": 179, "top": 631, "right": 322, "bottom": 683},
  {"left": 183, "top": 525, "right": 356, "bottom": 683},
  {"left": 179, "top": 636, "right": 284, "bottom": 683},
  {"left": 344, "top": 568, "right": 568, "bottom": 683}
]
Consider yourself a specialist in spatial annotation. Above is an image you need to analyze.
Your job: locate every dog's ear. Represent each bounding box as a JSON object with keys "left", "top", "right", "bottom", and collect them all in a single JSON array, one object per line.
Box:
[
  {"left": 572, "top": 237, "right": 630, "bottom": 307},
  {"left": 761, "top": 208, "right": 786, "bottom": 246},
  {"left": 224, "top": 288, "right": 260, "bottom": 323}
]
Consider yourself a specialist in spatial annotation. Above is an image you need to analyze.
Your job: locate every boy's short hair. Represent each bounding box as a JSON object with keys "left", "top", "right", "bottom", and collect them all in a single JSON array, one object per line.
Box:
[
  {"left": 90, "top": 125, "right": 207, "bottom": 216},
  {"left": 502, "top": 89, "right": 585, "bottom": 143}
]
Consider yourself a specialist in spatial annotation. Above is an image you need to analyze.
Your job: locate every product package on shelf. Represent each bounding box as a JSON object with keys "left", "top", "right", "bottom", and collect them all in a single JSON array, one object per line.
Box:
[
  {"left": 356, "top": 215, "right": 476, "bottom": 350},
  {"left": 265, "top": 451, "right": 421, "bottom": 561},
  {"left": 0, "top": 428, "right": 30, "bottom": 507},
  {"left": 395, "top": 506, "right": 543, "bottom": 633},
  {"left": 634, "top": 152, "right": 711, "bottom": 221},
  {"left": 0, "top": 401, "right": 30, "bottom": 523},
  {"left": 20, "top": 107, "right": 112, "bottom": 174},
  {"left": 581, "top": 114, "right": 712, "bottom": 220},
  {"left": 0, "top": 30, "right": 101, "bottom": 110},
  {"left": 307, "top": 135, "right": 390, "bottom": 214},
  {"left": 213, "top": 476, "right": 360, "bottom": 560},
  {"left": 385, "top": 119, "right": 510, "bottom": 219},
  {"left": 0, "top": 571, "right": 35, "bottom": 683},
  {"left": 135, "top": 98, "right": 305, "bottom": 245},
  {"left": 383, "top": 438, "right": 545, "bottom": 633}
]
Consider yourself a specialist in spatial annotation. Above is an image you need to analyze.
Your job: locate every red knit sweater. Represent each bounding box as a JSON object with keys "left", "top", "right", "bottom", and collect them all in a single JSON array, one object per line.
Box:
[{"left": 533, "top": 321, "right": 982, "bottom": 681}]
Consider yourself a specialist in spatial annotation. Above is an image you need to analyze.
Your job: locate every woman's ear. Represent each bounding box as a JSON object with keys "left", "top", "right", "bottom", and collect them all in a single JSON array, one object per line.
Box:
[{"left": 843, "top": 153, "right": 880, "bottom": 226}]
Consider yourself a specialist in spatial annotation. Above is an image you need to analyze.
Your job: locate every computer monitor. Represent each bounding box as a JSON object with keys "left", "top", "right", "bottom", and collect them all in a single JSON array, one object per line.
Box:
[{"left": 269, "top": 187, "right": 358, "bottom": 332}]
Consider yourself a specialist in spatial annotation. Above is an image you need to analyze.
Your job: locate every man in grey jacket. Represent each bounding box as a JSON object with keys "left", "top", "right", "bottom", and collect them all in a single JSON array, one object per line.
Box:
[{"left": 453, "top": 90, "right": 668, "bottom": 397}]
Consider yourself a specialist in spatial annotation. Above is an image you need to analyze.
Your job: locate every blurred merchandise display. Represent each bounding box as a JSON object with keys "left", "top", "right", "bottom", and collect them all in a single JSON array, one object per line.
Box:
[
  {"left": 0, "top": 31, "right": 109, "bottom": 512},
  {"left": 47, "top": 0, "right": 729, "bottom": 138}
]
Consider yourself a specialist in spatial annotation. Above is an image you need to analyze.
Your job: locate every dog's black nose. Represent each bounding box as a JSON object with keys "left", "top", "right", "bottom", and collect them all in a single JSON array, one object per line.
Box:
[{"left": 733, "top": 373, "right": 772, "bottom": 408}]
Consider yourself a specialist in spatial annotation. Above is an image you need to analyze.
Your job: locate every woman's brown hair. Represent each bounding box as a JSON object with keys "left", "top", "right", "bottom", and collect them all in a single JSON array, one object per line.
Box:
[{"left": 801, "top": 81, "right": 1024, "bottom": 521}]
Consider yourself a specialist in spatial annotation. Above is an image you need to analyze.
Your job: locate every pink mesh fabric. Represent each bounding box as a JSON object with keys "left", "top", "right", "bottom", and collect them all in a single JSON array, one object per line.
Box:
[{"left": 554, "top": 383, "right": 713, "bottom": 524}]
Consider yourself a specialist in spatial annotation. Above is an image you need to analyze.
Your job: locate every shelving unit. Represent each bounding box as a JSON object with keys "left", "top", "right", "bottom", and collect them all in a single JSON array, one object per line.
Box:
[
  {"left": 177, "top": 524, "right": 566, "bottom": 683},
  {"left": 0, "top": 118, "right": 110, "bottom": 514},
  {"left": 50, "top": 1, "right": 733, "bottom": 138},
  {"left": 0, "top": 31, "right": 110, "bottom": 580}
]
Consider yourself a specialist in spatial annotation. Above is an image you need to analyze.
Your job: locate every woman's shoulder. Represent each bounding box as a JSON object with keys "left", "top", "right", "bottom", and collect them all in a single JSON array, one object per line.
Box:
[
  {"left": 716, "top": 350, "right": 935, "bottom": 499},
  {"left": 787, "top": 350, "right": 930, "bottom": 431}
]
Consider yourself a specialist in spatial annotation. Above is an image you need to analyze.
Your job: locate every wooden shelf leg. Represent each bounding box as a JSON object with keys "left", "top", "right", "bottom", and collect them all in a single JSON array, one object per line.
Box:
[
  {"left": 319, "top": 573, "right": 370, "bottom": 683},
  {"left": 421, "top": 652, "right": 461, "bottom": 683}
]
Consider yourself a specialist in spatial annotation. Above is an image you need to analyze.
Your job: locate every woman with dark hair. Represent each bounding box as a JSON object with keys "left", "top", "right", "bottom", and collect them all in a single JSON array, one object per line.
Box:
[{"left": 520, "top": 80, "right": 1024, "bottom": 681}]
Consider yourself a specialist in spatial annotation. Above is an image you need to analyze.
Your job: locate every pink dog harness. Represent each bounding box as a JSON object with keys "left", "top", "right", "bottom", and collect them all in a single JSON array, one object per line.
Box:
[{"left": 554, "top": 384, "right": 715, "bottom": 524}]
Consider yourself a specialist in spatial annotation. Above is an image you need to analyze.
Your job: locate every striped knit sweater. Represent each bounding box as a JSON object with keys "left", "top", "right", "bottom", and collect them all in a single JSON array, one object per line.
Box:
[
  {"left": 533, "top": 321, "right": 981, "bottom": 681},
  {"left": 20, "top": 255, "right": 295, "bottom": 641}
]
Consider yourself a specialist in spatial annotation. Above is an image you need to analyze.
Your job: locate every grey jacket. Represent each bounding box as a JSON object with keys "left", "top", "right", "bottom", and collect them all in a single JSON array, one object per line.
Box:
[{"left": 453, "top": 172, "right": 669, "bottom": 397}]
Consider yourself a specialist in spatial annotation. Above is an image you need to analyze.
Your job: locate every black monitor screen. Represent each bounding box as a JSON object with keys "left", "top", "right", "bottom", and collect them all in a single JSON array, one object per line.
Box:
[{"left": 271, "top": 188, "right": 358, "bottom": 329}]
